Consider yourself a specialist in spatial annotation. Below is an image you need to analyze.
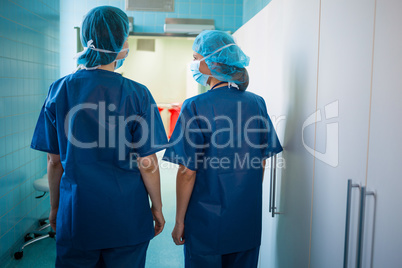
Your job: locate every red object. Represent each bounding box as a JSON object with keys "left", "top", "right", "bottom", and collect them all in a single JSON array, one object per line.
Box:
[
  {"left": 168, "top": 105, "right": 181, "bottom": 138},
  {"left": 158, "top": 107, "right": 164, "bottom": 114}
]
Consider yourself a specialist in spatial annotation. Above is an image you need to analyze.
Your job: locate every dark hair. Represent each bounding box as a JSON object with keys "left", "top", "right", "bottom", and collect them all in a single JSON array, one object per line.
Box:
[
  {"left": 78, "top": 6, "right": 129, "bottom": 68},
  {"left": 213, "top": 63, "right": 249, "bottom": 91}
]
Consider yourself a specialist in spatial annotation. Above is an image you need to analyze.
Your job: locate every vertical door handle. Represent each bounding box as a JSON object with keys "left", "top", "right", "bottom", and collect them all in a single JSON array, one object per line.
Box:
[
  {"left": 356, "top": 187, "right": 376, "bottom": 268},
  {"left": 356, "top": 186, "right": 366, "bottom": 268},
  {"left": 270, "top": 154, "right": 283, "bottom": 218},
  {"left": 343, "top": 179, "right": 361, "bottom": 268},
  {"left": 271, "top": 154, "right": 277, "bottom": 217},
  {"left": 367, "top": 191, "right": 377, "bottom": 268},
  {"left": 269, "top": 156, "right": 274, "bottom": 213}
]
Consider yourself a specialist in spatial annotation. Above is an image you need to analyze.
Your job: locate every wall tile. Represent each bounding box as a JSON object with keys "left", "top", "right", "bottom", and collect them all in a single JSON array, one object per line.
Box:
[
  {"left": 0, "top": 139, "right": 5, "bottom": 158},
  {"left": 224, "top": 4, "right": 235, "bottom": 16},
  {"left": 143, "top": 13, "right": 156, "bottom": 26},
  {"left": 190, "top": 3, "right": 201, "bottom": 16},
  {"left": 201, "top": 3, "right": 212, "bottom": 16},
  {"left": 224, "top": 16, "right": 236, "bottom": 32},
  {"left": 0, "top": 228, "right": 14, "bottom": 259},
  {"left": 64, "top": 0, "right": 243, "bottom": 35},
  {"left": 177, "top": 3, "right": 190, "bottom": 15},
  {"left": 0, "top": 0, "right": 58, "bottom": 261},
  {"left": 243, "top": 0, "right": 271, "bottom": 25},
  {"left": 0, "top": 118, "right": 4, "bottom": 137}
]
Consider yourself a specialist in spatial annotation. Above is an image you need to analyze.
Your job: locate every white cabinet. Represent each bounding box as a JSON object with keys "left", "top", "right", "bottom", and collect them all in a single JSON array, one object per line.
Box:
[
  {"left": 275, "top": 0, "right": 321, "bottom": 267},
  {"left": 365, "top": 0, "right": 402, "bottom": 267},
  {"left": 234, "top": 0, "right": 402, "bottom": 267},
  {"left": 310, "top": 0, "right": 376, "bottom": 267},
  {"left": 234, "top": 3, "right": 286, "bottom": 267},
  {"left": 235, "top": 0, "right": 320, "bottom": 266}
]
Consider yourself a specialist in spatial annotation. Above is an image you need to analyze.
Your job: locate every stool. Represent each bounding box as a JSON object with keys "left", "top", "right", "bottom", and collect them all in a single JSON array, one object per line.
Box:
[{"left": 14, "top": 174, "right": 56, "bottom": 260}]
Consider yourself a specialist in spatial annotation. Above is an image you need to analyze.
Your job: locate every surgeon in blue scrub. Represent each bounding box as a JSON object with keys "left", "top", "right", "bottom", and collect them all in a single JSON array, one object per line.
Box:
[
  {"left": 163, "top": 30, "right": 283, "bottom": 267},
  {"left": 30, "top": 6, "right": 168, "bottom": 268}
]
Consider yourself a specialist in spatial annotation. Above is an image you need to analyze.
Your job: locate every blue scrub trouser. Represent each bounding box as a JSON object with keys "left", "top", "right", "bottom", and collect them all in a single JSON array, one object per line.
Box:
[
  {"left": 56, "top": 240, "right": 149, "bottom": 268},
  {"left": 184, "top": 245, "right": 260, "bottom": 268}
]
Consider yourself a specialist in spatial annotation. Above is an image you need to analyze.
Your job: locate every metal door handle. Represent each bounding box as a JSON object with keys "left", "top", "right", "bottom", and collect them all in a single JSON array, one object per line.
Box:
[
  {"left": 356, "top": 187, "right": 376, "bottom": 268},
  {"left": 343, "top": 179, "right": 361, "bottom": 268},
  {"left": 270, "top": 154, "right": 283, "bottom": 218},
  {"left": 269, "top": 156, "right": 274, "bottom": 213}
]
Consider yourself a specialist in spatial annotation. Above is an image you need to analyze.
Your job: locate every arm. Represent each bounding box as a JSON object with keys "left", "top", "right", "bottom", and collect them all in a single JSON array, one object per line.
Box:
[
  {"left": 47, "top": 153, "right": 63, "bottom": 231},
  {"left": 172, "top": 164, "right": 196, "bottom": 245},
  {"left": 262, "top": 159, "right": 266, "bottom": 182},
  {"left": 137, "top": 153, "right": 165, "bottom": 236}
]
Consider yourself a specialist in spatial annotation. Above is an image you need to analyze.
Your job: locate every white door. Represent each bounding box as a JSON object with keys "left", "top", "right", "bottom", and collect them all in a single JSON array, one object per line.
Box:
[
  {"left": 310, "top": 0, "right": 376, "bottom": 267},
  {"left": 235, "top": 0, "right": 320, "bottom": 266},
  {"left": 235, "top": 1, "right": 286, "bottom": 267},
  {"left": 364, "top": 0, "right": 402, "bottom": 267}
]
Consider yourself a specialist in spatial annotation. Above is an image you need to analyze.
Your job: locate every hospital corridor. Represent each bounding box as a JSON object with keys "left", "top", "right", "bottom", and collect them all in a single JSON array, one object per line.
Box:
[{"left": 1, "top": 0, "right": 402, "bottom": 267}]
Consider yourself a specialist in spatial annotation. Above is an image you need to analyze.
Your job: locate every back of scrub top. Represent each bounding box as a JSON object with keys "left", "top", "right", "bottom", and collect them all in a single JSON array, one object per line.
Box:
[
  {"left": 31, "top": 69, "right": 168, "bottom": 250},
  {"left": 163, "top": 86, "right": 283, "bottom": 255}
]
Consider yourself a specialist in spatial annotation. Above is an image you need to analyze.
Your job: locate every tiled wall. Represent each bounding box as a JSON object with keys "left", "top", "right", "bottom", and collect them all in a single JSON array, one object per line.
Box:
[
  {"left": 60, "top": 0, "right": 243, "bottom": 76},
  {"left": 77, "top": 0, "right": 244, "bottom": 33},
  {"left": 0, "top": 0, "right": 59, "bottom": 261},
  {"left": 132, "top": 0, "right": 243, "bottom": 33},
  {"left": 243, "top": 0, "right": 272, "bottom": 24}
]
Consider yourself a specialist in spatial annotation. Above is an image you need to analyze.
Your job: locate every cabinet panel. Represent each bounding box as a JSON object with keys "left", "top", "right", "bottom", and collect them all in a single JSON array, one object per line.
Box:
[
  {"left": 235, "top": 0, "right": 320, "bottom": 266},
  {"left": 278, "top": 0, "right": 320, "bottom": 267},
  {"left": 366, "top": 0, "right": 402, "bottom": 267},
  {"left": 310, "top": 0, "right": 376, "bottom": 267},
  {"left": 235, "top": 1, "right": 286, "bottom": 267}
]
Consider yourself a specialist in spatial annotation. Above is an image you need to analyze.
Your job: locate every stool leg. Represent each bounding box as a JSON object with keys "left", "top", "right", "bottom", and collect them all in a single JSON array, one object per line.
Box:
[
  {"left": 38, "top": 223, "right": 50, "bottom": 231},
  {"left": 13, "top": 221, "right": 55, "bottom": 260}
]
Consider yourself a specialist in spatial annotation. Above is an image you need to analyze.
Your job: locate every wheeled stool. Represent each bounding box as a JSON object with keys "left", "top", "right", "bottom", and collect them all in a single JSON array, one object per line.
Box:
[{"left": 14, "top": 174, "right": 56, "bottom": 260}]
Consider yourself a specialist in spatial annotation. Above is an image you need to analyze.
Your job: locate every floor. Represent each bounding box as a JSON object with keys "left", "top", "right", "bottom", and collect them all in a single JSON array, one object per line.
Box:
[{"left": 2, "top": 153, "right": 184, "bottom": 267}]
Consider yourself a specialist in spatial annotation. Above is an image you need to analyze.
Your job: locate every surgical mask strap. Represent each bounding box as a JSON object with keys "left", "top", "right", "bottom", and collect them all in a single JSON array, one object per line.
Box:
[
  {"left": 89, "top": 41, "right": 129, "bottom": 54},
  {"left": 73, "top": 39, "right": 129, "bottom": 72},
  {"left": 73, "top": 64, "right": 101, "bottom": 73},
  {"left": 74, "top": 39, "right": 129, "bottom": 59},
  {"left": 199, "top": 43, "right": 237, "bottom": 62}
]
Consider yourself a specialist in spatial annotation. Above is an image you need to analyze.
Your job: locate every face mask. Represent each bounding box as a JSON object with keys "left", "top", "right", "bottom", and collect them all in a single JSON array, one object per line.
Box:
[
  {"left": 190, "top": 60, "right": 210, "bottom": 86},
  {"left": 115, "top": 58, "right": 125, "bottom": 70},
  {"left": 114, "top": 49, "right": 129, "bottom": 70},
  {"left": 190, "top": 43, "right": 237, "bottom": 86}
]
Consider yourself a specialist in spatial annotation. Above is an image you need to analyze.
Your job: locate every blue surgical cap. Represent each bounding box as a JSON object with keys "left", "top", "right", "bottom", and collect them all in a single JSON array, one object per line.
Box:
[
  {"left": 77, "top": 6, "right": 129, "bottom": 68},
  {"left": 193, "top": 30, "right": 250, "bottom": 90}
]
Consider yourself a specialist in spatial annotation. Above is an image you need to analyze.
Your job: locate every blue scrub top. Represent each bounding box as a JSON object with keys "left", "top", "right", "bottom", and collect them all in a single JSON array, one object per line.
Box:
[
  {"left": 163, "top": 86, "right": 283, "bottom": 255},
  {"left": 31, "top": 69, "right": 168, "bottom": 250}
]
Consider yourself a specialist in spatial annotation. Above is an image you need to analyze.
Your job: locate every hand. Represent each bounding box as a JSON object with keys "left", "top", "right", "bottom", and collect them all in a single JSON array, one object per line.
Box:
[
  {"left": 172, "top": 222, "right": 185, "bottom": 245},
  {"left": 49, "top": 208, "right": 58, "bottom": 231},
  {"left": 151, "top": 206, "right": 165, "bottom": 237}
]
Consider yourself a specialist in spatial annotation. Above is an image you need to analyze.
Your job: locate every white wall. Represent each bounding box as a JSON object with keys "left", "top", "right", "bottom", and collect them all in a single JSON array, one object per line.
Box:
[{"left": 234, "top": 0, "right": 320, "bottom": 266}]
